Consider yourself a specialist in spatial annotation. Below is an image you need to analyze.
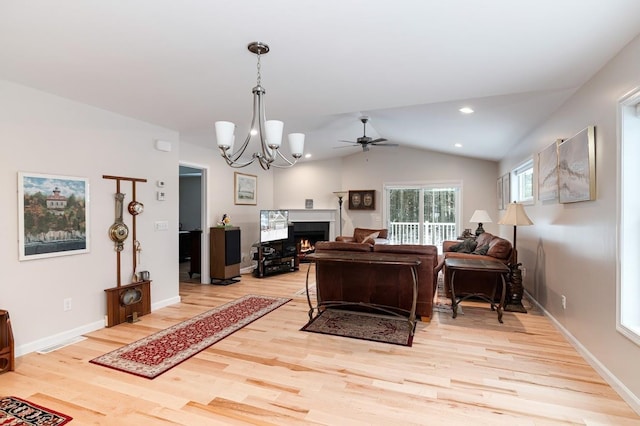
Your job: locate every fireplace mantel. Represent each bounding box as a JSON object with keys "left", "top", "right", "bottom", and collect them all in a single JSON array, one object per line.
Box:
[{"left": 287, "top": 209, "right": 337, "bottom": 241}]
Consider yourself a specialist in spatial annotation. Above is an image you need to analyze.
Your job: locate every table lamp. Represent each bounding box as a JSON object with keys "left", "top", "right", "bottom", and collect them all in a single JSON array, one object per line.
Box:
[
  {"left": 469, "top": 210, "right": 492, "bottom": 236},
  {"left": 498, "top": 202, "right": 533, "bottom": 313}
]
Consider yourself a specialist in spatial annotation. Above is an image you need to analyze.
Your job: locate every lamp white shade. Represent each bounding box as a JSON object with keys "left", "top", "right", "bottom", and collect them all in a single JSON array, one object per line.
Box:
[
  {"left": 469, "top": 210, "right": 492, "bottom": 224},
  {"left": 215, "top": 121, "right": 235, "bottom": 149},
  {"left": 498, "top": 202, "right": 533, "bottom": 226},
  {"left": 288, "top": 133, "right": 305, "bottom": 156},
  {"left": 265, "top": 120, "right": 284, "bottom": 149}
]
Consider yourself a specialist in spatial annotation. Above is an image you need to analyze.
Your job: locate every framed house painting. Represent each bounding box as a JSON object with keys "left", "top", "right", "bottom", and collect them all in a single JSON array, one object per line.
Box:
[
  {"left": 18, "top": 172, "right": 90, "bottom": 260},
  {"left": 234, "top": 172, "right": 257, "bottom": 205},
  {"left": 558, "top": 126, "right": 596, "bottom": 203},
  {"left": 348, "top": 190, "right": 375, "bottom": 210},
  {"left": 538, "top": 140, "right": 560, "bottom": 201}
]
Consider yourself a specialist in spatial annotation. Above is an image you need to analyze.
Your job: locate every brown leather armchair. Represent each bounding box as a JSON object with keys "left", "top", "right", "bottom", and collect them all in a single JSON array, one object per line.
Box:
[
  {"left": 442, "top": 232, "right": 512, "bottom": 299},
  {"left": 335, "top": 227, "right": 388, "bottom": 244}
]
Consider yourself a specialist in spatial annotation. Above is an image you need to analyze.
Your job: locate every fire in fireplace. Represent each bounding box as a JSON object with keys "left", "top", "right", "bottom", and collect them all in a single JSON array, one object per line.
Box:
[{"left": 292, "top": 221, "right": 329, "bottom": 262}]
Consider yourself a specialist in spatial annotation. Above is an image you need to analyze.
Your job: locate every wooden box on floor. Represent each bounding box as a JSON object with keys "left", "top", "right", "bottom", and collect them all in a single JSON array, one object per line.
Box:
[{"left": 104, "top": 281, "right": 151, "bottom": 327}]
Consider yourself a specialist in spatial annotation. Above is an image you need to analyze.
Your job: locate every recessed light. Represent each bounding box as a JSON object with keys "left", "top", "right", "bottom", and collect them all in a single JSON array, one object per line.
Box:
[
  {"left": 250, "top": 128, "right": 258, "bottom": 135},
  {"left": 459, "top": 107, "right": 474, "bottom": 114},
  {"left": 454, "top": 143, "right": 463, "bottom": 148},
  {"left": 305, "top": 153, "right": 312, "bottom": 159}
]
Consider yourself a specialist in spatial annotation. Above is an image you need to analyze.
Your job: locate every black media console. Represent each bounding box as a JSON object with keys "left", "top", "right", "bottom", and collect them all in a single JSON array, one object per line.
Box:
[{"left": 253, "top": 227, "right": 298, "bottom": 278}]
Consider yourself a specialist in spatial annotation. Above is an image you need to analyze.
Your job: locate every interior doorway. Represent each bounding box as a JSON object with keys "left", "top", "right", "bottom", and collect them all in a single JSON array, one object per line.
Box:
[{"left": 179, "top": 163, "right": 209, "bottom": 284}]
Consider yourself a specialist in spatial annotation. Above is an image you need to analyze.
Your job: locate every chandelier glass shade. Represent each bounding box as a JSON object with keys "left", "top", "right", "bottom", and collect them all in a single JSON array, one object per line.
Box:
[{"left": 214, "top": 42, "right": 305, "bottom": 170}]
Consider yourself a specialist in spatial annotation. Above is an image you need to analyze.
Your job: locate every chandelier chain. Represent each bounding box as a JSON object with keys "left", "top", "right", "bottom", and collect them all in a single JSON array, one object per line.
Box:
[{"left": 256, "top": 52, "right": 262, "bottom": 86}]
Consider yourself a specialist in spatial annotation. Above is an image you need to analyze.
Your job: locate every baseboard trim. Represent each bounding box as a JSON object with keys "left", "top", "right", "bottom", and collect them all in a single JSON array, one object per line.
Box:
[
  {"left": 525, "top": 290, "right": 640, "bottom": 415},
  {"left": 15, "top": 295, "right": 182, "bottom": 358}
]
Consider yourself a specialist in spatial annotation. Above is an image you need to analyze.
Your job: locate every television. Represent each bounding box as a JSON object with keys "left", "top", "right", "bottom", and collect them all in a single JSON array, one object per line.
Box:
[{"left": 260, "top": 210, "right": 289, "bottom": 243}]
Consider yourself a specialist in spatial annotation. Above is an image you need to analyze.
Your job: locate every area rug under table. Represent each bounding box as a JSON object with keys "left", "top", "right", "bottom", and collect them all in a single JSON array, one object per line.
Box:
[
  {"left": 301, "top": 309, "right": 415, "bottom": 347},
  {"left": 0, "top": 396, "right": 72, "bottom": 425},
  {"left": 90, "top": 294, "right": 290, "bottom": 379}
]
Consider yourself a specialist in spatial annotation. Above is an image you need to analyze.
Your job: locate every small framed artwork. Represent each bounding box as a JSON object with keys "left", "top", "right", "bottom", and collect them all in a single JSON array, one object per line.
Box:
[
  {"left": 305, "top": 199, "right": 314, "bottom": 209},
  {"left": 538, "top": 140, "right": 560, "bottom": 201},
  {"left": 18, "top": 172, "right": 90, "bottom": 260},
  {"left": 348, "top": 190, "right": 375, "bottom": 210},
  {"left": 502, "top": 173, "right": 510, "bottom": 206},
  {"left": 497, "top": 176, "right": 504, "bottom": 210},
  {"left": 234, "top": 172, "right": 257, "bottom": 205},
  {"left": 558, "top": 126, "right": 596, "bottom": 203}
]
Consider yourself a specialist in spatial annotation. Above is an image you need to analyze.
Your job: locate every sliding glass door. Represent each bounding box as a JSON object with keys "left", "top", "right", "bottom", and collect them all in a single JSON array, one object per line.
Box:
[{"left": 384, "top": 184, "right": 460, "bottom": 250}]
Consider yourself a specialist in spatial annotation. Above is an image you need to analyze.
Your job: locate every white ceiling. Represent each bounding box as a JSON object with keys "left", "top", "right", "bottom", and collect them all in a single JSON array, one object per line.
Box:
[{"left": 2, "top": 0, "right": 640, "bottom": 162}]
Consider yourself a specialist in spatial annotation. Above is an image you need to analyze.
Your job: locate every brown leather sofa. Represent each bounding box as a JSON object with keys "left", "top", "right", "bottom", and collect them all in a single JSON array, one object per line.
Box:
[
  {"left": 335, "top": 227, "right": 388, "bottom": 244},
  {"left": 442, "top": 232, "right": 512, "bottom": 299},
  {"left": 313, "top": 241, "right": 442, "bottom": 320}
]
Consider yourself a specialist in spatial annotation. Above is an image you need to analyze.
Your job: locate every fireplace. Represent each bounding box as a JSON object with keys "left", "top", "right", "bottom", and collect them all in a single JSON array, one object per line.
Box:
[{"left": 292, "top": 221, "right": 329, "bottom": 262}]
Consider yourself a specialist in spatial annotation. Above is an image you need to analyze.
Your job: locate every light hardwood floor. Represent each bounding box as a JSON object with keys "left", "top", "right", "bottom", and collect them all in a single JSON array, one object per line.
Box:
[{"left": 2, "top": 265, "right": 639, "bottom": 425}]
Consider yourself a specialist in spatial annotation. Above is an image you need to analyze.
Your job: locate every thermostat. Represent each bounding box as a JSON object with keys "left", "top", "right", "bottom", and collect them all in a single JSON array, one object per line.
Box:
[{"left": 157, "top": 191, "right": 166, "bottom": 201}]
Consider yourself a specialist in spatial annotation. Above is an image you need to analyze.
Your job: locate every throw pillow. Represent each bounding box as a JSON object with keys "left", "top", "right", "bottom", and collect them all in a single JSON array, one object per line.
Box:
[
  {"left": 449, "top": 238, "right": 477, "bottom": 253},
  {"left": 472, "top": 244, "right": 490, "bottom": 255},
  {"left": 362, "top": 231, "right": 380, "bottom": 244}
]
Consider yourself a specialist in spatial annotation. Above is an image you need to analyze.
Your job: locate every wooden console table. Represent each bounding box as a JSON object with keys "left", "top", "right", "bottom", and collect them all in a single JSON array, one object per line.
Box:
[
  {"left": 304, "top": 252, "right": 421, "bottom": 334},
  {"left": 445, "top": 258, "right": 509, "bottom": 323}
]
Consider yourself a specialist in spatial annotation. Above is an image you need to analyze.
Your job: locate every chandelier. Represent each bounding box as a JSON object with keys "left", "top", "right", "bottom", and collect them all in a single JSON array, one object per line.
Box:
[{"left": 215, "top": 42, "right": 305, "bottom": 170}]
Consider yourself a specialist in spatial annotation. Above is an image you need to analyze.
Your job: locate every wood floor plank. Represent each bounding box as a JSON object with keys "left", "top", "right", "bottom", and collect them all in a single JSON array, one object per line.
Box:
[{"left": 0, "top": 264, "right": 638, "bottom": 425}]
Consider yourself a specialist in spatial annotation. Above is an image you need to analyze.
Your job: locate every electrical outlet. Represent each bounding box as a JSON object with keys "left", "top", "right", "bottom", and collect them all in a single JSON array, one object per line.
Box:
[
  {"left": 63, "top": 298, "right": 72, "bottom": 311},
  {"left": 561, "top": 295, "right": 567, "bottom": 310}
]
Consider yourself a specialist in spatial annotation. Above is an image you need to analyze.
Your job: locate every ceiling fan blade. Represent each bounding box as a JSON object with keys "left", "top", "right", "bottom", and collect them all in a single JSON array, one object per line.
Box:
[
  {"left": 338, "top": 139, "right": 357, "bottom": 144},
  {"left": 370, "top": 142, "right": 399, "bottom": 147},
  {"left": 333, "top": 144, "right": 359, "bottom": 149},
  {"left": 369, "top": 138, "right": 388, "bottom": 144}
]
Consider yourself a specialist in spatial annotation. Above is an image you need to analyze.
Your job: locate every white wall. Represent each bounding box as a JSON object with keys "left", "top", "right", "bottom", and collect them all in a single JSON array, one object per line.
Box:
[
  {"left": 500, "top": 34, "right": 640, "bottom": 407},
  {"left": 178, "top": 140, "right": 277, "bottom": 274},
  {"left": 274, "top": 146, "right": 499, "bottom": 237},
  {"left": 0, "top": 80, "right": 180, "bottom": 355}
]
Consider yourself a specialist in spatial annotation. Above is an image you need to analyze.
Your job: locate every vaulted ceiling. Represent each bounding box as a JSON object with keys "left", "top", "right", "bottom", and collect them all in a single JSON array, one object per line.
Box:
[{"left": 2, "top": 0, "right": 640, "bottom": 162}]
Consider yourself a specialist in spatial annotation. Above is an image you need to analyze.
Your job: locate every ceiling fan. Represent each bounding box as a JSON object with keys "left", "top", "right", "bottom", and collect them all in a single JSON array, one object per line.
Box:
[{"left": 337, "top": 116, "right": 399, "bottom": 152}]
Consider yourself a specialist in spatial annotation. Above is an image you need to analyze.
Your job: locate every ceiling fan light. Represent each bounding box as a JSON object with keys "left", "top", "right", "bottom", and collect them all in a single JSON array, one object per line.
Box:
[
  {"left": 265, "top": 120, "right": 284, "bottom": 149},
  {"left": 215, "top": 121, "right": 235, "bottom": 149},
  {"left": 288, "top": 133, "right": 305, "bottom": 157}
]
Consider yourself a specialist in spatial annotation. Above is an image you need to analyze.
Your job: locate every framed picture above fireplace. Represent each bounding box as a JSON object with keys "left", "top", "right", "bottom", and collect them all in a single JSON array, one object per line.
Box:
[{"left": 348, "top": 190, "right": 375, "bottom": 210}]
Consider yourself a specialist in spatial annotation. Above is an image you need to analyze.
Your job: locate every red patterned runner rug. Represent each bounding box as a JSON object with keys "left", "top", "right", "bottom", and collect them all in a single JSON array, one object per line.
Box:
[
  {"left": 90, "top": 294, "right": 290, "bottom": 379},
  {"left": 0, "top": 396, "right": 72, "bottom": 425}
]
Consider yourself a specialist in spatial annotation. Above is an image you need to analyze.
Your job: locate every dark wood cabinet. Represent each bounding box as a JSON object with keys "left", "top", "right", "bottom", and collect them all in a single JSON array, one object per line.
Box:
[
  {"left": 210, "top": 227, "right": 241, "bottom": 281},
  {"left": 188, "top": 230, "right": 202, "bottom": 278}
]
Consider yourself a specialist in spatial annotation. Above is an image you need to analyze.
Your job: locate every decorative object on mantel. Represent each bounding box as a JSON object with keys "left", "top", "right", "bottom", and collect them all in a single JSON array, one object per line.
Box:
[
  {"left": 498, "top": 202, "right": 534, "bottom": 313},
  {"left": 558, "top": 126, "right": 596, "bottom": 203},
  {"left": 305, "top": 199, "right": 313, "bottom": 209},
  {"left": 348, "top": 190, "right": 375, "bottom": 210},
  {"left": 333, "top": 191, "right": 348, "bottom": 235},
  {"left": 469, "top": 210, "right": 492, "bottom": 236},
  {"left": 214, "top": 42, "right": 305, "bottom": 170}
]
